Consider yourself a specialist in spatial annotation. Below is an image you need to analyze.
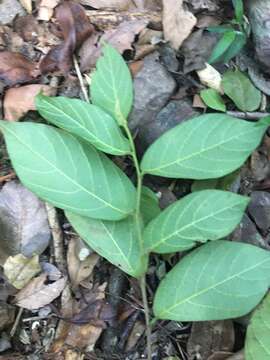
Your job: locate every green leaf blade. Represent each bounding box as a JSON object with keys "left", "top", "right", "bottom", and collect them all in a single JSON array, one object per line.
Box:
[
  {"left": 143, "top": 190, "right": 248, "bottom": 254},
  {"left": 154, "top": 241, "right": 270, "bottom": 321},
  {"left": 35, "top": 94, "right": 131, "bottom": 156},
  {"left": 0, "top": 121, "right": 136, "bottom": 220},
  {"left": 91, "top": 44, "right": 133, "bottom": 126},
  {"left": 141, "top": 114, "right": 270, "bottom": 179},
  {"left": 222, "top": 70, "right": 261, "bottom": 112},
  {"left": 66, "top": 212, "right": 148, "bottom": 278},
  {"left": 200, "top": 89, "right": 226, "bottom": 112},
  {"left": 245, "top": 293, "right": 270, "bottom": 360},
  {"left": 209, "top": 30, "right": 236, "bottom": 64},
  {"left": 141, "top": 186, "right": 161, "bottom": 225}
]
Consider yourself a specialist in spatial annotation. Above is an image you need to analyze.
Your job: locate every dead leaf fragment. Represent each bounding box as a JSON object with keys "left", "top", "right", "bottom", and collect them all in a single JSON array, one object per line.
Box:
[
  {"left": 37, "top": 0, "right": 59, "bottom": 21},
  {"left": 15, "top": 274, "right": 66, "bottom": 310},
  {"left": 40, "top": 1, "right": 94, "bottom": 74},
  {"left": 4, "top": 254, "right": 41, "bottom": 289},
  {"left": 67, "top": 237, "right": 99, "bottom": 287},
  {"left": 0, "top": 51, "right": 39, "bottom": 86},
  {"left": 19, "top": 0, "right": 32, "bottom": 13},
  {"left": 0, "top": 181, "right": 51, "bottom": 265},
  {"left": 4, "top": 84, "right": 56, "bottom": 121},
  {"left": 162, "top": 0, "right": 197, "bottom": 50},
  {"left": 79, "top": 0, "right": 135, "bottom": 10},
  {"left": 80, "top": 19, "right": 147, "bottom": 70},
  {"left": 197, "top": 63, "right": 223, "bottom": 93}
]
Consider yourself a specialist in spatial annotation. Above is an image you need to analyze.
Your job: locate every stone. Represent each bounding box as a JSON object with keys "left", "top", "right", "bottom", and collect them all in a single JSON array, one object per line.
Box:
[
  {"left": 247, "top": 191, "right": 270, "bottom": 232},
  {"left": 229, "top": 213, "right": 268, "bottom": 249},
  {"left": 128, "top": 52, "right": 177, "bottom": 130},
  {"left": 137, "top": 98, "right": 199, "bottom": 152},
  {"left": 0, "top": 0, "right": 26, "bottom": 25}
]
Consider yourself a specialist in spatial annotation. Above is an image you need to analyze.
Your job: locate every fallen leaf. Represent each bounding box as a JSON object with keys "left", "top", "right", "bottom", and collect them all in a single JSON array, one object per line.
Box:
[
  {"left": 0, "top": 51, "right": 39, "bottom": 86},
  {"left": 4, "top": 84, "right": 56, "bottom": 121},
  {"left": 15, "top": 274, "right": 67, "bottom": 310},
  {"left": 80, "top": 20, "right": 147, "bottom": 70},
  {"left": 37, "top": 0, "right": 60, "bottom": 21},
  {"left": 0, "top": 181, "right": 51, "bottom": 265},
  {"left": 4, "top": 254, "right": 41, "bottom": 289},
  {"left": 79, "top": 0, "right": 135, "bottom": 10},
  {"left": 197, "top": 63, "right": 223, "bottom": 93},
  {"left": 19, "top": 0, "right": 32, "bottom": 13},
  {"left": 0, "top": 302, "right": 15, "bottom": 331},
  {"left": 67, "top": 237, "right": 99, "bottom": 287},
  {"left": 162, "top": 0, "right": 197, "bottom": 50},
  {"left": 40, "top": 1, "right": 94, "bottom": 74},
  {"left": 14, "top": 15, "right": 40, "bottom": 43},
  {"left": 193, "top": 94, "right": 207, "bottom": 109}
]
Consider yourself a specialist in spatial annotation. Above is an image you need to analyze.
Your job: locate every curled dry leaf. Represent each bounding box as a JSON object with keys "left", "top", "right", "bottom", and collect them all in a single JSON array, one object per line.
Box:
[
  {"left": 197, "top": 63, "right": 223, "bottom": 94},
  {"left": 15, "top": 274, "right": 67, "bottom": 310},
  {"left": 4, "top": 254, "right": 41, "bottom": 289},
  {"left": 67, "top": 237, "right": 99, "bottom": 287},
  {"left": 4, "top": 84, "right": 56, "bottom": 121},
  {"left": 40, "top": 1, "right": 94, "bottom": 74},
  {"left": 80, "top": 20, "right": 147, "bottom": 70},
  {"left": 0, "top": 181, "right": 51, "bottom": 265},
  {"left": 0, "top": 51, "right": 39, "bottom": 86},
  {"left": 162, "top": 0, "right": 197, "bottom": 50}
]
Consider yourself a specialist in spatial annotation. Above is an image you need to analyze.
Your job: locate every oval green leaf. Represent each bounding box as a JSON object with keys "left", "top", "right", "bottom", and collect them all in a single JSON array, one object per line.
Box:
[
  {"left": 141, "top": 186, "right": 161, "bottom": 225},
  {"left": 209, "top": 30, "right": 236, "bottom": 64},
  {"left": 200, "top": 88, "right": 226, "bottom": 112},
  {"left": 154, "top": 241, "right": 270, "bottom": 321},
  {"left": 66, "top": 211, "right": 148, "bottom": 278},
  {"left": 141, "top": 115, "right": 270, "bottom": 179},
  {"left": 143, "top": 190, "right": 249, "bottom": 254},
  {"left": 35, "top": 94, "right": 130, "bottom": 156},
  {"left": 0, "top": 121, "right": 136, "bottom": 220},
  {"left": 245, "top": 293, "right": 270, "bottom": 360},
  {"left": 91, "top": 44, "right": 133, "bottom": 126},
  {"left": 222, "top": 70, "right": 261, "bottom": 112}
]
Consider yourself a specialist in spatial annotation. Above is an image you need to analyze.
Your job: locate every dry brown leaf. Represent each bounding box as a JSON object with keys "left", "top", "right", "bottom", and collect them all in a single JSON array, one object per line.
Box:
[
  {"left": 67, "top": 237, "right": 99, "bottom": 287},
  {"left": 4, "top": 84, "right": 56, "bottom": 121},
  {"left": 197, "top": 63, "right": 223, "bottom": 93},
  {"left": 15, "top": 274, "right": 67, "bottom": 310},
  {"left": 37, "top": 0, "right": 60, "bottom": 21},
  {"left": 19, "top": 0, "right": 32, "bottom": 13},
  {"left": 80, "top": 19, "right": 147, "bottom": 71},
  {"left": 162, "top": 0, "right": 197, "bottom": 50},
  {"left": 79, "top": 0, "right": 135, "bottom": 10},
  {"left": 4, "top": 254, "right": 41, "bottom": 289},
  {"left": 0, "top": 51, "right": 39, "bottom": 86},
  {"left": 193, "top": 94, "right": 207, "bottom": 109}
]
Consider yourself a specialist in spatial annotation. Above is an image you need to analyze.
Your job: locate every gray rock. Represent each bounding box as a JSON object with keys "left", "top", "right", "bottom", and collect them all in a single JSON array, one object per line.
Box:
[
  {"left": 229, "top": 213, "right": 268, "bottom": 249},
  {"left": 247, "top": 191, "right": 270, "bottom": 232},
  {"left": 128, "top": 52, "right": 177, "bottom": 130},
  {"left": 0, "top": 0, "right": 26, "bottom": 25},
  {"left": 137, "top": 99, "right": 199, "bottom": 151}
]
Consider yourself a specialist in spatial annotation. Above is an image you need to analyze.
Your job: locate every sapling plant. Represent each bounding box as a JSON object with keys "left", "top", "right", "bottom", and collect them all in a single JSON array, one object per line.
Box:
[{"left": 1, "top": 44, "right": 270, "bottom": 359}]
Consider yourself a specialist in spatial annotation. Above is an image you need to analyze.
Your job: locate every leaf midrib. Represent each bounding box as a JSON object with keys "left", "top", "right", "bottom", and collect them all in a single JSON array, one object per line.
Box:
[
  {"left": 158, "top": 256, "right": 270, "bottom": 318},
  {"left": 2, "top": 123, "right": 126, "bottom": 215}
]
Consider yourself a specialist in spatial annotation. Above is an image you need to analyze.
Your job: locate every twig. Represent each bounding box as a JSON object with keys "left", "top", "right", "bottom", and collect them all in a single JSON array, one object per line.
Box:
[
  {"left": 10, "top": 307, "right": 23, "bottom": 337},
  {"left": 46, "top": 203, "right": 66, "bottom": 274},
  {"left": 73, "top": 55, "right": 90, "bottom": 103},
  {"left": 227, "top": 111, "right": 270, "bottom": 120},
  {"left": 0, "top": 172, "right": 16, "bottom": 183}
]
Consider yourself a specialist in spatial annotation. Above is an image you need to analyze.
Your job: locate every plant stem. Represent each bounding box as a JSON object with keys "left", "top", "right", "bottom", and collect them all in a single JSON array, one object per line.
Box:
[{"left": 123, "top": 124, "right": 152, "bottom": 360}]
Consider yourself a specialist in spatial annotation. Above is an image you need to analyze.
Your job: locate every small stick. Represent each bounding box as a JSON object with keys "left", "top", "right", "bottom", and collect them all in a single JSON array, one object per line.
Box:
[
  {"left": 0, "top": 172, "right": 16, "bottom": 183},
  {"left": 73, "top": 55, "right": 90, "bottom": 103},
  {"left": 10, "top": 307, "right": 23, "bottom": 337},
  {"left": 46, "top": 203, "right": 66, "bottom": 273},
  {"left": 227, "top": 111, "right": 270, "bottom": 120}
]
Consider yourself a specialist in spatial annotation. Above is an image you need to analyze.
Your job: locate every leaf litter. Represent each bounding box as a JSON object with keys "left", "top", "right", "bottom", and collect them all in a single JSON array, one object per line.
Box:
[{"left": 1, "top": 0, "right": 270, "bottom": 358}]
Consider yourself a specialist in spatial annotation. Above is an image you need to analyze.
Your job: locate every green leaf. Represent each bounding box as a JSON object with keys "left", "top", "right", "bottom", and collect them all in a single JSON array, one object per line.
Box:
[
  {"left": 141, "top": 186, "right": 161, "bottom": 224},
  {"left": 209, "top": 30, "right": 236, "bottom": 64},
  {"left": 141, "top": 114, "right": 270, "bottom": 179},
  {"left": 232, "top": 0, "right": 244, "bottom": 24},
  {"left": 66, "top": 212, "right": 148, "bottom": 278},
  {"left": 245, "top": 293, "right": 270, "bottom": 360},
  {"left": 192, "top": 170, "right": 240, "bottom": 192},
  {"left": 91, "top": 44, "right": 133, "bottom": 126},
  {"left": 221, "top": 31, "right": 246, "bottom": 63},
  {"left": 0, "top": 121, "right": 136, "bottom": 220},
  {"left": 35, "top": 94, "right": 130, "bottom": 156},
  {"left": 207, "top": 25, "right": 234, "bottom": 34},
  {"left": 154, "top": 240, "right": 270, "bottom": 321},
  {"left": 222, "top": 70, "right": 261, "bottom": 112},
  {"left": 200, "top": 89, "right": 226, "bottom": 112},
  {"left": 143, "top": 190, "right": 248, "bottom": 254}
]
